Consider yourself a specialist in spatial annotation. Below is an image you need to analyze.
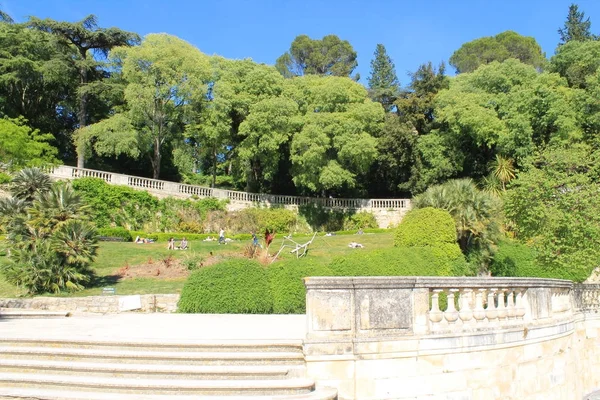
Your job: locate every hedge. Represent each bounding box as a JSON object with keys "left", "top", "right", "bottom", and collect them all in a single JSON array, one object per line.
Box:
[
  {"left": 490, "top": 239, "right": 542, "bottom": 278},
  {"left": 177, "top": 259, "right": 273, "bottom": 314},
  {"left": 267, "top": 259, "right": 332, "bottom": 314},
  {"left": 96, "top": 227, "right": 133, "bottom": 242},
  {"left": 395, "top": 207, "right": 457, "bottom": 248},
  {"left": 328, "top": 246, "right": 469, "bottom": 277}
]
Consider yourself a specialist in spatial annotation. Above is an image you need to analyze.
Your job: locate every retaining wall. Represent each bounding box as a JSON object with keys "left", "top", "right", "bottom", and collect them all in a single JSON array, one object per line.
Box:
[{"left": 0, "top": 294, "right": 180, "bottom": 314}]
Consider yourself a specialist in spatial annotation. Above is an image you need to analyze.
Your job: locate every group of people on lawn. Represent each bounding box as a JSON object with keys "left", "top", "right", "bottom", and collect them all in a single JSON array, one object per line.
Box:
[{"left": 136, "top": 228, "right": 274, "bottom": 251}]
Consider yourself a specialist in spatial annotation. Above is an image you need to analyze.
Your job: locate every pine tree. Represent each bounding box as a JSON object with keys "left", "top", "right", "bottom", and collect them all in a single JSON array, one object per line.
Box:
[
  {"left": 558, "top": 3, "right": 595, "bottom": 45},
  {"left": 367, "top": 44, "right": 399, "bottom": 112}
]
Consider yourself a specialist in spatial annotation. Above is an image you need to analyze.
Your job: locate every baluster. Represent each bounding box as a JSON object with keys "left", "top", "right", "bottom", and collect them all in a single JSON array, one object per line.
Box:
[
  {"left": 506, "top": 290, "right": 516, "bottom": 319},
  {"left": 515, "top": 289, "right": 526, "bottom": 319},
  {"left": 497, "top": 289, "right": 508, "bottom": 320},
  {"left": 445, "top": 289, "right": 459, "bottom": 323},
  {"left": 473, "top": 289, "right": 487, "bottom": 323},
  {"left": 486, "top": 288, "right": 499, "bottom": 321},
  {"left": 459, "top": 288, "right": 473, "bottom": 323},
  {"left": 429, "top": 289, "right": 444, "bottom": 324}
]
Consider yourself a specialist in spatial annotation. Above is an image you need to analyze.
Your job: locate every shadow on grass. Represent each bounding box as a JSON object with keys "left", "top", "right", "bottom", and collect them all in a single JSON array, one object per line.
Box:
[{"left": 88, "top": 274, "right": 122, "bottom": 289}]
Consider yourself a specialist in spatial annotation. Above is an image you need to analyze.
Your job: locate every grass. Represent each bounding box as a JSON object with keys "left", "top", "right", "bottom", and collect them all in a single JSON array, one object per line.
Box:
[{"left": 0, "top": 232, "right": 393, "bottom": 298}]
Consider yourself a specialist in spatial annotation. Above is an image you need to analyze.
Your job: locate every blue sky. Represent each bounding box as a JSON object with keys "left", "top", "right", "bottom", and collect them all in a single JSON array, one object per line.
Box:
[{"left": 4, "top": 0, "right": 600, "bottom": 86}]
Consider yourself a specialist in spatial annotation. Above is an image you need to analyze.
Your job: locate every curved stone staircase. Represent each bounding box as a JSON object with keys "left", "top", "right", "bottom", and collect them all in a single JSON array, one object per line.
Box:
[{"left": 0, "top": 338, "right": 337, "bottom": 399}]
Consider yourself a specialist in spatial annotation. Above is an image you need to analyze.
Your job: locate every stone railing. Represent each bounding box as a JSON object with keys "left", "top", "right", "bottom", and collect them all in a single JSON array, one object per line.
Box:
[
  {"left": 304, "top": 276, "right": 573, "bottom": 341},
  {"left": 303, "top": 276, "right": 581, "bottom": 399},
  {"left": 574, "top": 283, "right": 600, "bottom": 313},
  {"left": 45, "top": 165, "right": 410, "bottom": 211}
]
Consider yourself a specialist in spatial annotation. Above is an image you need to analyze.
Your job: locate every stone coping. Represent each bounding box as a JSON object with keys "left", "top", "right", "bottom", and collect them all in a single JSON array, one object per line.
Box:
[{"left": 303, "top": 276, "right": 574, "bottom": 290}]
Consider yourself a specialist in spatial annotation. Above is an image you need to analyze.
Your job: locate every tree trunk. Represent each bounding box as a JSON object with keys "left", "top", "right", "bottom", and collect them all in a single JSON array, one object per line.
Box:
[
  {"left": 77, "top": 53, "right": 88, "bottom": 169},
  {"left": 211, "top": 148, "right": 217, "bottom": 188},
  {"left": 152, "top": 137, "right": 161, "bottom": 179}
]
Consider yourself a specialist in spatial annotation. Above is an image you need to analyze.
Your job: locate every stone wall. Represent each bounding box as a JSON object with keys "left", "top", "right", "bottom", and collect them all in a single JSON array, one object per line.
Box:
[
  {"left": 303, "top": 277, "right": 600, "bottom": 400},
  {"left": 0, "top": 294, "right": 180, "bottom": 314}
]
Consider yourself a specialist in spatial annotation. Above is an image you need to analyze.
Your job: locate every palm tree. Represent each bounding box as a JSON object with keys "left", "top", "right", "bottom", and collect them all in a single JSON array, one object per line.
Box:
[
  {"left": 413, "top": 179, "right": 502, "bottom": 259},
  {"left": 52, "top": 219, "right": 99, "bottom": 269},
  {"left": 490, "top": 155, "right": 516, "bottom": 191},
  {"left": 10, "top": 168, "right": 52, "bottom": 202},
  {"left": 29, "top": 184, "right": 89, "bottom": 233}
]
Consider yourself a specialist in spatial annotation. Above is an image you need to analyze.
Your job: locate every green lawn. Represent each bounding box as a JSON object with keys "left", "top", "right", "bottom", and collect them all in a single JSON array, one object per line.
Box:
[{"left": 0, "top": 232, "right": 393, "bottom": 298}]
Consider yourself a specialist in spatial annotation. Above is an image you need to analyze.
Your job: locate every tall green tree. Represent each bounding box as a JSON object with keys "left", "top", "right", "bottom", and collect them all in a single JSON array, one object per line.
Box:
[
  {"left": 0, "top": 118, "right": 58, "bottom": 169},
  {"left": 0, "top": 23, "right": 77, "bottom": 151},
  {"left": 449, "top": 31, "right": 545, "bottom": 73},
  {"left": 286, "top": 75, "right": 384, "bottom": 196},
  {"left": 504, "top": 144, "right": 600, "bottom": 282},
  {"left": 558, "top": 3, "right": 595, "bottom": 45},
  {"left": 78, "top": 34, "right": 211, "bottom": 179},
  {"left": 367, "top": 44, "right": 399, "bottom": 112},
  {"left": 549, "top": 40, "right": 600, "bottom": 88},
  {"left": 408, "top": 59, "right": 580, "bottom": 193},
  {"left": 275, "top": 35, "right": 358, "bottom": 79},
  {"left": 395, "top": 61, "right": 449, "bottom": 135},
  {"left": 0, "top": 9, "right": 13, "bottom": 23},
  {"left": 29, "top": 15, "right": 140, "bottom": 168}
]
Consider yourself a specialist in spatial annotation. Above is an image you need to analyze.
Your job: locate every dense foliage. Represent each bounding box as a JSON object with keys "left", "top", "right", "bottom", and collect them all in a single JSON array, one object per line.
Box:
[
  {"left": 0, "top": 169, "right": 98, "bottom": 294},
  {"left": 395, "top": 207, "right": 457, "bottom": 248},
  {"left": 3, "top": 3, "right": 600, "bottom": 284},
  {"left": 268, "top": 259, "right": 332, "bottom": 314},
  {"left": 177, "top": 259, "right": 273, "bottom": 314}
]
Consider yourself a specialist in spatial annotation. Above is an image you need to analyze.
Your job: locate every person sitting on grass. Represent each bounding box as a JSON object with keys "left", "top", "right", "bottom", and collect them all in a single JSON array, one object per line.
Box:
[
  {"left": 167, "top": 237, "right": 175, "bottom": 250},
  {"left": 178, "top": 237, "right": 188, "bottom": 250}
]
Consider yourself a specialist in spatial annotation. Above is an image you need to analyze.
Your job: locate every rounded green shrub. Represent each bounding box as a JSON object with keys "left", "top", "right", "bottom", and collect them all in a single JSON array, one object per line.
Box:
[
  {"left": 178, "top": 259, "right": 273, "bottom": 314},
  {"left": 395, "top": 207, "right": 457, "bottom": 247},
  {"left": 267, "top": 259, "right": 332, "bottom": 314}
]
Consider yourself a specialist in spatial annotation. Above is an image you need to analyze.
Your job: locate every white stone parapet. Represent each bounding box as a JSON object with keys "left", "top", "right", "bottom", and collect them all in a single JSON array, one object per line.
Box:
[
  {"left": 44, "top": 165, "right": 411, "bottom": 227},
  {"left": 46, "top": 165, "right": 411, "bottom": 213}
]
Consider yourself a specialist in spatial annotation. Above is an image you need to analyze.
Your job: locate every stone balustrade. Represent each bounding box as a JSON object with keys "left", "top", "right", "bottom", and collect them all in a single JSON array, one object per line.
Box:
[
  {"left": 45, "top": 165, "right": 410, "bottom": 212},
  {"left": 304, "top": 276, "right": 573, "bottom": 341},
  {"left": 302, "top": 276, "right": 587, "bottom": 399}
]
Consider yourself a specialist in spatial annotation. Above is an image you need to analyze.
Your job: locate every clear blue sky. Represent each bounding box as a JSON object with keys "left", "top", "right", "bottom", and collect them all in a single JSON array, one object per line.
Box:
[{"left": 4, "top": 0, "right": 600, "bottom": 86}]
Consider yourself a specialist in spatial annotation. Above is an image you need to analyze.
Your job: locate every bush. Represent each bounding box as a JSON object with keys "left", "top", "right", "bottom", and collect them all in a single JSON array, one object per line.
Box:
[
  {"left": 395, "top": 207, "right": 457, "bottom": 247},
  {"left": 328, "top": 246, "right": 469, "bottom": 277},
  {"left": 267, "top": 259, "right": 332, "bottom": 314},
  {"left": 0, "top": 172, "right": 11, "bottom": 184},
  {"left": 97, "top": 227, "right": 133, "bottom": 242},
  {"left": 178, "top": 259, "right": 273, "bottom": 314},
  {"left": 490, "top": 239, "right": 541, "bottom": 278}
]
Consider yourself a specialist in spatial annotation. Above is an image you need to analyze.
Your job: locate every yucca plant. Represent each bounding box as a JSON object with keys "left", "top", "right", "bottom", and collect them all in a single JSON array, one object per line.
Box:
[
  {"left": 9, "top": 168, "right": 52, "bottom": 202},
  {"left": 29, "top": 184, "right": 89, "bottom": 233}
]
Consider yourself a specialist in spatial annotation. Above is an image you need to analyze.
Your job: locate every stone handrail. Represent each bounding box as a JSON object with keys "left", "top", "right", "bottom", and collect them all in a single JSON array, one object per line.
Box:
[
  {"left": 46, "top": 165, "right": 411, "bottom": 211},
  {"left": 574, "top": 283, "right": 600, "bottom": 312},
  {"left": 303, "top": 276, "right": 573, "bottom": 339}
]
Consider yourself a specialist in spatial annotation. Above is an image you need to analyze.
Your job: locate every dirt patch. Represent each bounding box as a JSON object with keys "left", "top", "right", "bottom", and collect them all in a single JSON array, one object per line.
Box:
[{"left": 114, "top": 254, "right": 225, "bottom": 280}]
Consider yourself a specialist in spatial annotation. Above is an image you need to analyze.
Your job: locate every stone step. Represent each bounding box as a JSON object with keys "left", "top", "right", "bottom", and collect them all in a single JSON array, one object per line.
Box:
[
  {"left": 0, "top": 346, "right": 305, "bottom": 366},
  {"left": 0, "top": 386, "right": 339, "bottom": 400},
  {"left": 0, "top": 309, "right": 69, "bottom": 319},
  {"left": 0, "top": 338, "right": 304, "bottom": 353},
  {"left": 0, "top": 373, "right": 315, "bottom": 396},
  {"left": 0, "top": 359, "right": 302, "bottom": 380}
]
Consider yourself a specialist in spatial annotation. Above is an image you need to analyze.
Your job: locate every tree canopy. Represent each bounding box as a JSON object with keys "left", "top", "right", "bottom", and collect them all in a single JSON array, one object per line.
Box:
[
  {"left": 367, "top": 44, "right": 399, "bottom": 111},
  {"left": 275, "top": 34, "right": 358, "bottom": 79},
  {"left": 558, "top": 3, "right": 596, "bottom": 45},
  {"left": 449, "top": 31, "right": 546, "bottom": 74}
]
